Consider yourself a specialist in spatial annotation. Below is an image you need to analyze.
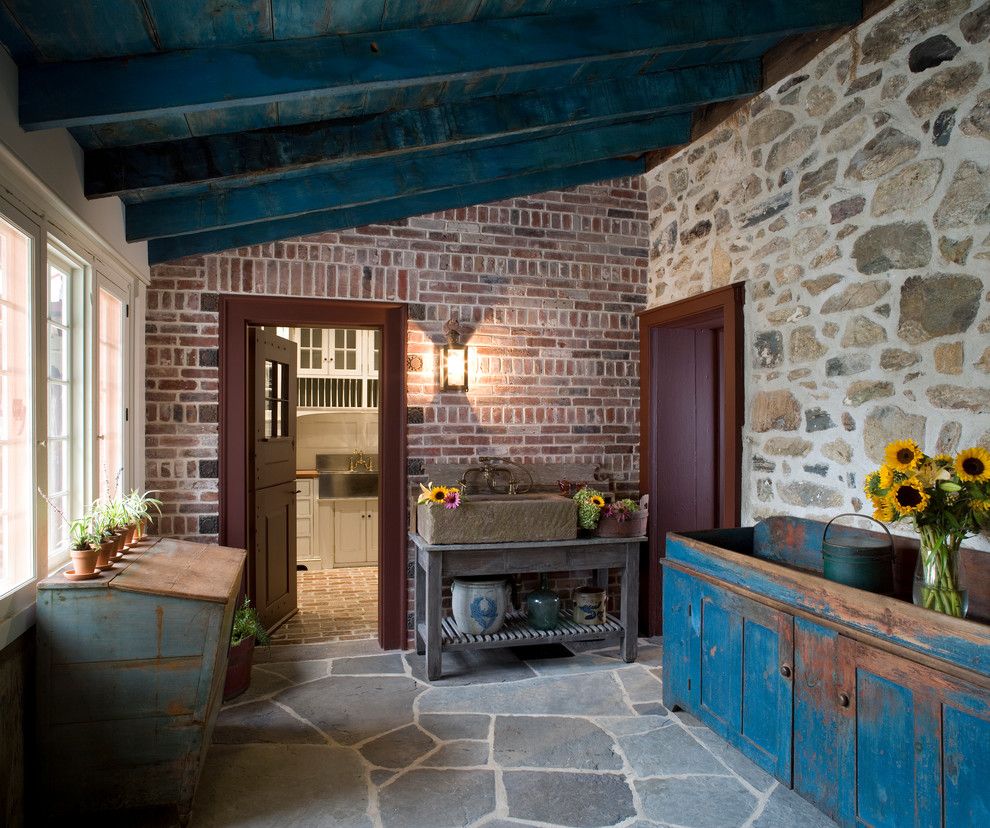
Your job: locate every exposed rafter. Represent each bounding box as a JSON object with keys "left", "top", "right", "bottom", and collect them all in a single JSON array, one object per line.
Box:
[
  {"left": 86, "top": 60, "right": 761, "bottom": 199},
  {"left": 125, "top": 113, "right": 691, "bottom": 241},
  {"left": 20, "top": 0, "right": 861, "bottom": 130},
  {"left": 146, "top": 156, "right": 647, "bottom": 264}
]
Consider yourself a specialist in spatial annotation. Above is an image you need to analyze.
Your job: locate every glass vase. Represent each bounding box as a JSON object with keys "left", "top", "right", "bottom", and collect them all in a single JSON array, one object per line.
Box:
[{"left": 912, "top": 527, "right": 968, "bottom": 618}]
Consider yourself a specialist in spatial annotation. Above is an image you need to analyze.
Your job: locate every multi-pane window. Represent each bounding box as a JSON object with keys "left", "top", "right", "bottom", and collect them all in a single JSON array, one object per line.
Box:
[
  {"left": 98, "top": 287, "right": 125, "bottom": 499},
  {"left": 264, "top": 360, "right": 290, "bottom": 438},
  {"left": 297, "top": 327, "right": 324, "bottom": 375},
  {"left": 0, "top": 215, "right": 34, "bottom": 598},
  {"left": 333, "top": 328, "right": 359, "bottom": 373},
  {"left": 46, "top": 255, "right": 73, "bottom": 561}
]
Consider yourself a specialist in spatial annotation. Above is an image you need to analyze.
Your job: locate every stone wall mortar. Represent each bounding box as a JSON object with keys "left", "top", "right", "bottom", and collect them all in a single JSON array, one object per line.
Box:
[{"left": 646, "top": 0, "right": 990, "bottom": 550}]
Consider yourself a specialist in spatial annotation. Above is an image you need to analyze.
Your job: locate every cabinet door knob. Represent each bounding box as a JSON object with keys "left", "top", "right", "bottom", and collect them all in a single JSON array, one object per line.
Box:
[
  {"left": 780, "top": 664, "right": 792, "bottom": 678},
  {"left": 838, "top": 692, "right": 850, "bottom": 708}
]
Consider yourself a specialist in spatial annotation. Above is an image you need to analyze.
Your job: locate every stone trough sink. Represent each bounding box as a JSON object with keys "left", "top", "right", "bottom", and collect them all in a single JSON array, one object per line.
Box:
[{"left": 417, "top": 493, "right": 577, "bottom": 545}]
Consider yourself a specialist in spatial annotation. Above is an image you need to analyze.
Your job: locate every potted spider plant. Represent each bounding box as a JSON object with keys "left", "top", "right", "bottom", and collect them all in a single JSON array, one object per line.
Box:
[
  {"left": 223, "top": 597, "right": 270, "bottom": 701},
  {"left": 67, "top": 516, "right": 101, "bottom": 578},
  {"left": 126, "top": 489, "right": 163, "bottom": 543}
]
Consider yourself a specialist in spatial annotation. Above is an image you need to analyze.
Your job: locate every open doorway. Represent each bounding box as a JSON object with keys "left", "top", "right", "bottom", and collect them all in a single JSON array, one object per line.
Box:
[
  {"left": 219, "top": 297, "right": 407, "bottom": 651},
  {"left": 638, "top": 285, "right": 744, "bottom": 636}
]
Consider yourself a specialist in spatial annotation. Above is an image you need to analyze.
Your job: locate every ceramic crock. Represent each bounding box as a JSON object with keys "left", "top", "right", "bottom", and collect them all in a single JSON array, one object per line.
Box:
[
  {"left": 452, "top": 577, "right": 510, "bottom": 635},
  {"left": 572, "top": 586, "right": 607, "bottom": 625}
]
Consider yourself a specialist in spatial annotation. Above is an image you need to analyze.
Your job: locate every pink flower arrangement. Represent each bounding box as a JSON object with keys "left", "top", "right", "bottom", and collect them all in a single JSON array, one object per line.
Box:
[
  {"left": 443, "top": 489, "right": 461, "bottom": 510},
  {"left": 605, "top": 499, "right": 639, "bottom": 522}
]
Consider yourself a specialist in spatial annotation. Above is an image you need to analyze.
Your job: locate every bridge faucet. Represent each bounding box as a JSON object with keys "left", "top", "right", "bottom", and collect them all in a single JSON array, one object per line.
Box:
[{"left": 348, "top": 449, "right": 372, "bottom": 472}]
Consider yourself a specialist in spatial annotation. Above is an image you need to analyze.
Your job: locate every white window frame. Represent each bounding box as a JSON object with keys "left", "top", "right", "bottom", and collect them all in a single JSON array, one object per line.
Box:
[{"left": 94, "top": 269, "right": 132, "bottom": 502}]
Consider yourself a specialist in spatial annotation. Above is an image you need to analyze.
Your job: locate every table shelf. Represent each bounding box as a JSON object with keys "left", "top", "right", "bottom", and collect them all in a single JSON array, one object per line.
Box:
[{"left": 425, "top": 609, "right": 624, "bottom": 651}]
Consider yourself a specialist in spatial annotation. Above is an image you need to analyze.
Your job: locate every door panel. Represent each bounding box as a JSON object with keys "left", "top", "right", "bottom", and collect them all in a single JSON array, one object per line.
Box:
[
  {"left": 698, "top": 583, "right": 793, "bottom": 783},
  {"left": 943, "top": 706, "right": 990, "bottom": 827},
  {"left": 333, "top": 500, "right": 367, "bottom": 565},
  {"left": 660, "top": 568, "right": 700, "bottom": 712},
  {"left": 248, "top": 327, "right": 298, "bottom": 630},
  {"left": 366, "top": 499, "right": 379, "bottom": 563}
]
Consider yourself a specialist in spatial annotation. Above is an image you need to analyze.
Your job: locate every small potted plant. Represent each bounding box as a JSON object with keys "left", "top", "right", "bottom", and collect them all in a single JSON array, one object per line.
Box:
[
  {"left": 125, "top": 489, "right": 163, "bottom": 542},
  {"left": 223, "top": 597, "right": 270, "bottom": 701},
  {"left": 573, "top": 487, "right": 607, "bottom": 533},
  {"left": 67, "top": 516, "right": 101, "bottom": 579},
  {"left": 596, "top": 495, "right": 650, "bottom": 538}
]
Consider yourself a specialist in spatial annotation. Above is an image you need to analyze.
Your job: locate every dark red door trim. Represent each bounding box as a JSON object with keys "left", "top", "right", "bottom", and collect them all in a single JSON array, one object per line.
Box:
[
  {"left": 638, "top": 284, "right": 744, "bottom": 635},
  {"left": 219, "top": 295, "right": 408, "bottom": 650}
]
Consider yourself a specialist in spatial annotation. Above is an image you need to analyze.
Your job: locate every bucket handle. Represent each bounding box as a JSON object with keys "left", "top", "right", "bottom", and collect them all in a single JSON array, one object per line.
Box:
[{"left": 823, "top": 513, "right": 894, "bottom": 551}]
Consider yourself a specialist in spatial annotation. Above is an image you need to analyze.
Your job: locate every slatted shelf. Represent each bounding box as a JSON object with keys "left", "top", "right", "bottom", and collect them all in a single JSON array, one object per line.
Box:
[{"left": 424, "top": 609, "right": 624, "bottom": 651}]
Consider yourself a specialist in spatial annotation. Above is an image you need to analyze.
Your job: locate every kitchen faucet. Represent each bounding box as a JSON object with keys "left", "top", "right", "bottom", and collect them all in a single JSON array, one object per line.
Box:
[{"left": 348, "top": 449, "right": 373, "bottom": 472}]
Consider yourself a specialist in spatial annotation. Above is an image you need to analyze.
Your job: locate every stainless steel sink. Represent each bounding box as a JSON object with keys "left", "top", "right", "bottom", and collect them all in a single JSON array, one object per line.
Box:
[{"left": 319, "top": 472, "right": 379, "bottom": 499}]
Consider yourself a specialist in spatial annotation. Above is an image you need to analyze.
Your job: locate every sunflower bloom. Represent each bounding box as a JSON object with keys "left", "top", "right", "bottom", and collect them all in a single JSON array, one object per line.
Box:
[
  {"left": 590, "top": 495, "right": 605, "bottom": 508},
  {"left": 955, "top": 447, "right": 990, "bottom": 483},
  {"left": 891, "top": 480, "right": 929, "bottom": 515},
  {"left": 877, "top": 465, "right": 894, "bottom": 489},
  {"left": 863, "top": 470, "right": 880, "bottom": 496},
  {"left": 872, "top": 499, "right": 895, "bottom": 522},
  {"left": 429, "top": 486, "right": 449, "bottom": 503},
  {"left": 932, "top": 453, "right": 953, "bottom": 466},
  {"left": 972, "top": 497, "right": 990, "bottom": 513},
  {"left": 885, "top": 439, "right": 923, "bottom": 472}
]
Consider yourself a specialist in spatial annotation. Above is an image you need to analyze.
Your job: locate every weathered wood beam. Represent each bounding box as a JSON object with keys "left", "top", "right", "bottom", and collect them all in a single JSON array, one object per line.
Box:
[
  {"left": 20, "top": 0, "right": 862, "bottom": 130},
  {"left": 86, "top": 60, "right": 760, "bottom": 199},
  {"left": 125, "top": 113, "right": 690, "bottom": 241},
  {"left": 146, "top": 156, "right": 646, "bottom": 264}
]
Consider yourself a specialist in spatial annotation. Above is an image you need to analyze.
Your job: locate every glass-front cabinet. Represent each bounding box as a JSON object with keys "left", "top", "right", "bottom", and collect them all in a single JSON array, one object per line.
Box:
[{"left": 284, "top": 327, "right": 379, "bottom": 410}]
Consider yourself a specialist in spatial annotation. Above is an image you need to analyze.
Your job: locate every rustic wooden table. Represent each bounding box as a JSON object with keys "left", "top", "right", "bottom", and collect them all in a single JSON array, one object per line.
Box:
[{"left": 411, "top": 532, "right": 643, "bottom": 680}]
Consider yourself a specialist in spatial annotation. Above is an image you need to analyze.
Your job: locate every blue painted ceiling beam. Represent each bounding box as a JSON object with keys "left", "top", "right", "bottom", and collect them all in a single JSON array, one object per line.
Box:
[
  {"left": 124, "top": 112, "right": 689, "bottom": 241},
  {"left": 146, "top": 155, "right": 646, "bottom": 265},
  {"left": 20, "top": 0, "right": 862, "bottom": 130},
  {"left": 86, "top": 60, "right": 760, "bottom": 199}
]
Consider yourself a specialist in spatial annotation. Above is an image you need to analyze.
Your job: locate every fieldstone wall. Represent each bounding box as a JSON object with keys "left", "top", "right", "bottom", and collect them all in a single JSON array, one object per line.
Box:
[{"left": 645, "top": 0, "right": 990, "bottom": 550}]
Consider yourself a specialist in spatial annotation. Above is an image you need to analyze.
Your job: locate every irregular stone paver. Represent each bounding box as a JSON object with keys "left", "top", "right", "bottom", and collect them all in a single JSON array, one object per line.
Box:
[
  {"left": 214, "top": 701, "right": 324, "bottom": 745},
  {"left": 227, "top": 668, "right": 292, "bottom": 705},
  {"left": 378, "top": 769, "right": 495, "bottom": 828},
  {"left": 333, "top": 654, "right": 405, "bottom": 675},
  {"left": 635, "top": 775, "right": 756, "bottom": 828},
  {"left": 620, "top": 723, "right": 725, "bottom": 778},
  {"left": 193, "top": 744, "right": 371, "bottom": 828},
  {"left": 617, "top": 665, "right": 663, "bottom": 704},
  {"left": 276, "top": 675, "right": 421, "bottom": 745},
  {"left": 754, "top": 785, "right": 838, "bottom": 827},
  {"left": 418, "top": 713, "right": 491, "bottom": 741},
  {"left": 494, "top": 716, "right": 622, "bottom": 770},
  {"left": 633, "top": 701, "right": 669, "bottom": 716},
  {"left": 359, "top": 724, "right": 435, "bottom": 769},
  {"left": 691, "top": 724, "right": 776, "bottom": 792},
  {"left": 419, "top": 671, "right": 630, "bottom": 716},
  {"left": 596, "top": 714, "right": 670, "bottom": 738},
  {"left": 421, "top": 740, "right": 490, "bottom": 768},
  {"left": 405, "top": 649, "right": 536, "bottom": 685},
  {"left": 521, "top": 650, "right": 619, "bottom": 676},
  {"left": 503, "top": 770, "right": 635, "bottom": 827},
  {"left": 258, "top": 659, "right": 332, "bottom": 685}
]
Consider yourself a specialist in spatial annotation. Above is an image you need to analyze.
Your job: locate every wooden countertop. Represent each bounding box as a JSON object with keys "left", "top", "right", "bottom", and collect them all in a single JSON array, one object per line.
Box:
[{"left": 296, "top": 469, "right": 319, "bottom": 479}]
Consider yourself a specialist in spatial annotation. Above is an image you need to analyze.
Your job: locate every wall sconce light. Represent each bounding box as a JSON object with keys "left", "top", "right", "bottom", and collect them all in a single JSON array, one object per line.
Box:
[{"left": 440, "top": 322, "right": 470, "bottom": 392}]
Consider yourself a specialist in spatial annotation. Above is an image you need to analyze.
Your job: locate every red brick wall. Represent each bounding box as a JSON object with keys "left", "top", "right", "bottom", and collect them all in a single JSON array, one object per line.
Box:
[{"left": 146, "top": 178, "right": 648, "bottom": 634}]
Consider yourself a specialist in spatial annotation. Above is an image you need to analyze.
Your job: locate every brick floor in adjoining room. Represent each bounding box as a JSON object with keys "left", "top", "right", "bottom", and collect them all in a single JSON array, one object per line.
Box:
[{"left": 270, "top": 566, "right": 378, "bottom": 645}]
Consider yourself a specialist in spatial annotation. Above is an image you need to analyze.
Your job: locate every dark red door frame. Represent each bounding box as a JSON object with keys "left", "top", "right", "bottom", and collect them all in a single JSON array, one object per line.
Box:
[
  {"left": 219, "top": 296, "right": 408, "bottom": 650},
  {"left": 638, "top": 284, "right": 744, "bottom": 635}
]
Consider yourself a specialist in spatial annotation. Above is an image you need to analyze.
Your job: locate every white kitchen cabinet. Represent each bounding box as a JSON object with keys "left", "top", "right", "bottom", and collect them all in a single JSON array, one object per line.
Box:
[
  {"left": 290, "top": 327, "right": 380, "bottom": 410},
  {"left": 295, "top": 477, "right": 322, "bottom": 571},
  {"left": 317, "top": 497, "right": 379, "bottom": 567}
]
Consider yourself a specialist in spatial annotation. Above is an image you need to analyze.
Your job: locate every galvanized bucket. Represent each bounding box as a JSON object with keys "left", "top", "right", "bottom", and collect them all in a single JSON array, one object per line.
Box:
[{"left": 822, "top": 513, "right": 894, "bottom": 594}]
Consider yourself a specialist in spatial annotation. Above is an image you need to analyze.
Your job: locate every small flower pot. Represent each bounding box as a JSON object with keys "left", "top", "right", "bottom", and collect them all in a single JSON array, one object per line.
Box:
[
  {"left": 596, "top": 510, "right": 648, "bottom": 538},
  {"left": 223, "top": 637, "right": 256, "bottom": 701},
  {"left": 95, "top": 539, "right": 115, "bottom": 570},
  {"left": 124, "top": 523, "right": 137, "bottom": 547},
  {"left": 69, "top": 546, "right": 100, "bottom": 577}
]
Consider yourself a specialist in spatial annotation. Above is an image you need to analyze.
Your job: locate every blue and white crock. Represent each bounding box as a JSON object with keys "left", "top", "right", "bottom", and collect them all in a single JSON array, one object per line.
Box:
[{"left": 451, "top": 577, "right": 510, "bottom": 635}]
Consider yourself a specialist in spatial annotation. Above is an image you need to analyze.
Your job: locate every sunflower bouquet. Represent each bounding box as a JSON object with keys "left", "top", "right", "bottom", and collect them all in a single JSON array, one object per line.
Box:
[
  {"left": 573, "top": 487, "right": 607, "bottom": 530},
  {"left": 418, "top": 482, "right": 462, "bottom": 510},
  {"left": 864, "top": 440, "right": 990, "bottom": 618}
]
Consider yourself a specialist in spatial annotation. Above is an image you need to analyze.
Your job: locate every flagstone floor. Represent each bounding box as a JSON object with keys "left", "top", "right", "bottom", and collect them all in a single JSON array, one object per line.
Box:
[{"left": 191, "top": 639, "right": 836, "bottom": 828}]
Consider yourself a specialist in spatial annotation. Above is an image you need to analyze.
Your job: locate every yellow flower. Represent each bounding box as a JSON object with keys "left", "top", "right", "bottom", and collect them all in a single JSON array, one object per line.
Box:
[
  {"left": 589, "top": 495, "right": 605, "bottom": 508},
  {"left": 972, "top": 497, "right": 990, "bottom": 512},
  {"left": 877, "top": 465, "right": 894, "bottom": 489},
  {"left": 885, "top": 439, "right": 923, "bottom": 472},
  {"left": 863, "top": 470, "right": 880, "bottom": 496},
  {"left": 891, "top": 479, "right": 929, "bottom": 515},
  {"left": 955, "top": 447, "right": 990, "bottom": 483},
  {"left": 932, "top": 453, "right": 953, "bottom": 466},
  {"left": 872, "top": 499, "right": 895, "bottom": 522},
  {"left": 429, "top": 486, "right": 449, "bottom": 503}
]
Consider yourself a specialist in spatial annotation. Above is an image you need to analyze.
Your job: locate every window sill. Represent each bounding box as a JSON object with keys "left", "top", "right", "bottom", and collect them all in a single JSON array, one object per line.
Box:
[{"left": 0, "top": 600, "right": 35, "bottom": 651}]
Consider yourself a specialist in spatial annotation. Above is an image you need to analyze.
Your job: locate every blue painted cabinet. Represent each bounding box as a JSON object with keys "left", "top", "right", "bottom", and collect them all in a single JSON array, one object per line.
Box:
[
  {"left": 661, "top": 567, "right": 700, "bottom": 712},
  {"left": 836, "top": 637, "right": 990, "bottom": 828}
]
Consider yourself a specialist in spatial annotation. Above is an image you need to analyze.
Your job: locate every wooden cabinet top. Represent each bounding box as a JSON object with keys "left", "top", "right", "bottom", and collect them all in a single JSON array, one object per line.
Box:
[{"left": 39, "top": 537, "right": 246, "bottom": 603}]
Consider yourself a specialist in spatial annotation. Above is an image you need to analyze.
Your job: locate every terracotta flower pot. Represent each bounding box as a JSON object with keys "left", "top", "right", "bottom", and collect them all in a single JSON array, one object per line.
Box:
[
  {"left": 112, "top": 531, "right": 125, "bottom": 555},
  {"left": 69, "top": 546, "right": 100, "bottom": 577},
  {"left": 596, "top": 510, "right": 649, "bottom": 538},
  {"left": 124, "top": 523, "right": 137, "bottom": 547},
  {"left": 223, "top": 637, "right": 256, "bottom": 701},
  {"left": 96, "top": 539, "right": 114, "bottom": 569}
]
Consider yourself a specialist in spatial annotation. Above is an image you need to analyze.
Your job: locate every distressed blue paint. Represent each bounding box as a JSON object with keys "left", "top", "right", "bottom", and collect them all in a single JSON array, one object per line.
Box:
[
  {"left": 18, "top": 0, "right": 862, "bottom": 129},
  {"left": 125, "top": 113, "right": 687, "bottom": 240},
  {"left": 87, "top": 61, "right": 758, "bottom": 198},
  {"left": 3, "top": 0, "right": 156, "bottom": 62},
  {"left": 700, "top": 590, "right": 743, "bottom": 732},
  {"left": 273, "top": 1, "right": 388, "bottom": 38},
  {"left": 0, "top": 2, "right": 35, "bottom": 63},
  {"left": 793, "top": 617, "right": 842, "bottom": 821},
  {"left": 660, "top": 567, "right": 699, "bottom": 712},
  {"left": 145, "top": 0, "right": 273, "bottom": 49},
  {"left": 146, "top": 156, "right": 643, "bottom": 263},
  {"left": 943, "top": 706, "right": 990, "bottom": 826},
  {"left": 666, "top": 527, "right": 990, "bottom": 677}
]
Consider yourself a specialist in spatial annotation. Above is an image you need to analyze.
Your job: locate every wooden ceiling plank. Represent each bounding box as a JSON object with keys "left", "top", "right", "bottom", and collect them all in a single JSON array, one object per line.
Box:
[
  {"left": 19, "top": 0, "right": 862, "bottom": 130},
  {"left": 145, "top": 155, "right": 646, "bottom": 264},
  {"left": 86, "top": 60, "right": 760, "bottom": 198},
  {"left": 124, "top": 112, "right": 690, "bottom": 241}
]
